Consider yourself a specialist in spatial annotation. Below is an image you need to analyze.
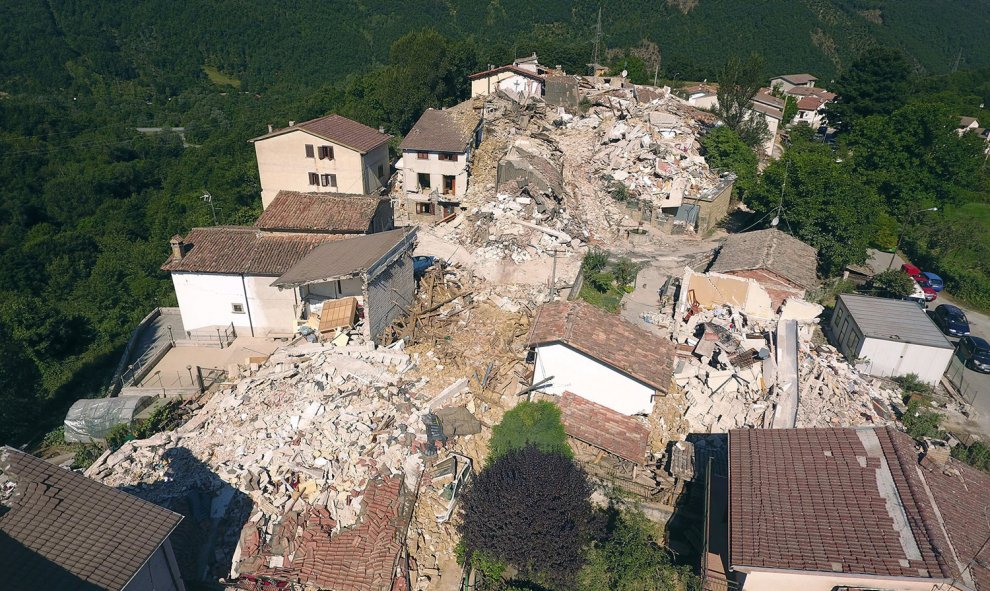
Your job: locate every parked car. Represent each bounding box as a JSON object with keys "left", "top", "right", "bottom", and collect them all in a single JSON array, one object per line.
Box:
[
  {"left": 413, "top": 255, "right": 438, "bottom": 278},
  {"left": 903, "top": 282, "right": 928, "bottom": 307},
  {"left": 957, "top": 336, "right": 990, "bottom": 373},
  {"left": 932, "top": 304, "right": 970, "bottom": 337},
  {"left": 921, "top": 272, "right": 944, "bottom": 292},
  {"left": 901, "top": 263, "right": 922, "bottom": 278},
  {"left": 915, "top": 277, "right": 938, "bottom": 301}
]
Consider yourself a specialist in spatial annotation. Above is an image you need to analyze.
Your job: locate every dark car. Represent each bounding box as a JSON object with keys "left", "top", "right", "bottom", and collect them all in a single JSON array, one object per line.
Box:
[
  {"left": 413, "top": 255, "right": 438, "bottom": 278},
  {"left": 932, "top": 304, "right": 970, "bottom": 337},
  {"left": 957, "top": 336, "right": 990, "bottom": 373}
]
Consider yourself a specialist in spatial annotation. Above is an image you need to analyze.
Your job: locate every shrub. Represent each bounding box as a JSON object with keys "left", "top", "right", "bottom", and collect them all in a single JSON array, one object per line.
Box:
[
  {"left": 901, "top": 399, "right": 943, "bottom": 439},
  {"left": 894, "top": 373, "right": 930, "bottom": 395},
  {"left": 612, "top": 257, "right": 639, "bottom": 286},
  {"left": 588, "top": 272, "right": 615, "bottom": 293},
  {"left": 951, "top": 440, "right": 990, "bottom": 472},
  {"left": 488, "top": 401, "right": 572, "bottom": 462},
  {"left": 869, "top": 269, "right": 915, "bottom": 298},
  {"left": 459, "top": 445, "right": 596, "bottom": 588},
  {"left": 71, "top": 444, "right": 104, "bottom": 470},
  {"left": 609, "top": 183, "right": 630, "bottom": 202},
  {"left": 41, "top": 425, "right": 66, "bottom": 448},
  {"left": 105, "top": 422, "right": 134, "bottom": 452},
  {"left": 582, "top": 248, "right": 609, "bottom": 274}
]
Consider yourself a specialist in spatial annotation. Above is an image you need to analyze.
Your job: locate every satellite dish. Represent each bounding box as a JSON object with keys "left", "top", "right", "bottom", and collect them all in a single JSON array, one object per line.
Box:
[
  {"left": 621, "top": 70, "right": 628, "bottom": 78},
  {"left": 771, "top": 216, "right": 780, "bottom": 227}
]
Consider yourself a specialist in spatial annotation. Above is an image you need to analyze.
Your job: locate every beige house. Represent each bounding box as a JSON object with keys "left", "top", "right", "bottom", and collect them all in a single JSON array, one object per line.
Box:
[
  {"left": 709, "top": 228, "right": 818, "bottom": 309},
  {"left": 748, "top": 91, "right": 783, "bottom": 157},
  {"left": 398, "top": 99, "right": 483, "bottom": 221},
  {"left": 250, "top": 114, "right": 391, "bottom": 208},
  {"left": 677, "top": 83, "right": 719, "bottom": 110},
  {"left": 768, "top": 73, "right": 818, "bottom": 93},
  {"left": 469, "top": 53, "right": 547, "bottom": 101},
  {"left": 712, "top": 427, "right": 990, "bottom": 591}
]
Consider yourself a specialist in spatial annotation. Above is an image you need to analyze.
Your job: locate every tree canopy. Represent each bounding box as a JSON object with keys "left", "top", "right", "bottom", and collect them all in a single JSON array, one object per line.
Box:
[
  {"left": 488, "top": 401, "right": 572, "bottom": 462},
  {"left": 713, "top": 53, "right": 770, "bottom": 148},
  {"left": 826, "top": 48, "right": 911, "bottom": 130}
]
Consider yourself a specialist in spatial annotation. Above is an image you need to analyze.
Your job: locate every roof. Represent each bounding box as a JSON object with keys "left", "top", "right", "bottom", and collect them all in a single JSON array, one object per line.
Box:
[
  {"left": 468, "top": 64, "right": 546, "bottom": 82},
  {"left": 558, "top": 392, "right": 650, "bottom": 463},
  {"left": 796, "top": 96, "right": 826, "bottom": 111},
  {"left": 837, "top": 294, "right": 954, "bottom": 349},
  {"left": 753, "top": 90, "right": 785, "bottom": 109},
  {"left": 526, "top": 300, "right": 675, "bottom": 393},
  {"left": 960, "top": 116, "right": 980, "bottom": 127},
  {"left": 399, "top": 100, "right": 482, "bottom": 153},
  {"left": 162, "top": 226, "right": 342, "bottom": 275},
  {"left": 785, "top": 86, "right": 836, "bottom": 101},
  {"left": 749, "top": 101, "right": 783, "bottom": 120},
  {"left": 235, "top": 475, "right": 407, "bottom": 591},
  {"left": 251, "top": 114, "right": 391, "bottom": 154},
  {"left": 771, "top": 73, "right": 818, "bottom": 85},
  {"left": 256, "top": 191, "right": 385, "bottom": 233},
  {"left": 729, "top": 428, "right": 956, "bottom": 582},
  {"left": 710, "top": 229, "right": 818, "bottom": 289},
  {"left": 272, "top": 227, "right": 416, "bottom": 287},
  {"left": 0, "top": 447, "right": 183, "bottom": 590}
]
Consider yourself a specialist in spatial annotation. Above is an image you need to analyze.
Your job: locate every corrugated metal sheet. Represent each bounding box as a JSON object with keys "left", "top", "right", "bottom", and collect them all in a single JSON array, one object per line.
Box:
[{"left": 838, "top": 294, "right": 953, "bottom": 349}]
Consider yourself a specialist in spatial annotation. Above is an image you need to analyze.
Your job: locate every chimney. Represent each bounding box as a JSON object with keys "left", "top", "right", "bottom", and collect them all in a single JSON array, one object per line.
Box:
[
  {"left": 379, "top": 125, "right": 385, "bottom": 134},
  {"left": 169, "top": 235, "right": 185, "bottom": 261},
  {"left": 267, "top": 123, "right": 273, "bottom": 133},
  {"left": 288, "top": 120, "right": 295, "bottom": 127}
]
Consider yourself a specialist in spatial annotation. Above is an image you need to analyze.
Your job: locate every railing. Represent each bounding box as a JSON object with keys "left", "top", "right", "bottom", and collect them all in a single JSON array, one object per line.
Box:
[
  {"left": 183, "top": 322, "right": 236, "bottom": 348},
  {"left": 119, "top": 340, "right": 174, "bottom": 389},
  {"left": 945, "top": 354, "right": 980, "bottom": 407}
]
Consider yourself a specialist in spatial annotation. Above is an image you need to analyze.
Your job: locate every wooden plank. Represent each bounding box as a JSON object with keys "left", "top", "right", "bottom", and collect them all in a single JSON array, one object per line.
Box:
[{"left": 318, "top": 297, "right": 358, "bottom": 335}]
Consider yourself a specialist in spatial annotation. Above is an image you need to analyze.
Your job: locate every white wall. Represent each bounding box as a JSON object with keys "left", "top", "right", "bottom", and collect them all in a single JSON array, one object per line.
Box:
[
  {"left": 738, "top": 568, "right": 942, "bottom": 591},
  {"left": 401, "top": 149, "right": 470, "bottom": 198},
  {"left": 171, "top": 272, "right": 298, "bottom": 336},
  {"left": 533, "top": 343, "right": 655, "bottom": 415},
  {"left": 471, "top": 72, "right": 543, "bottom": 101},
  {"left": 856, "top": 337, "right": 953, "bottom": 386}
]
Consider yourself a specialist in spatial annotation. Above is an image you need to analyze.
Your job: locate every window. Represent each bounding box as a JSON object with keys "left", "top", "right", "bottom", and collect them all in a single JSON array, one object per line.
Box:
[
  {"left": 321, "top": 174, "right": 337, "bottom": 188},
  {"left": 308, "top": 172, "right": 319, "bottom": 186},
  {"left": 417, "top": 173, "right": 431, "bottom": 189},
  {"left": 305, "top": 144, "right": 315, "bottom": 158},
  {"left": 378, "top": 164, "right": 385, "bottom": 179},
  {"left": 231, "top": 303, "right": 245, "bottom": 314},
  {"left": 416, "top": 202, "right": 436, "bottom": 215},
  {"left": 438, "top": 153, "right": 459, "bottom": 162},
  {"left": 318, "top": 145, "right": 334, "bottom": 160},
  {"left": 442, "top": 175, "right": 456, "bottom": 195},
  {"left": 417, "top": 152, "right": 429, "bottom": 160}
]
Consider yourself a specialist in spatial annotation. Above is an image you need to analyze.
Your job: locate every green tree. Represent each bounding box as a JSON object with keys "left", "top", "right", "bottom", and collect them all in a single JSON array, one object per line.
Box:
[
  {"left": 902, "top": 399, "right": 944, "bottom": 439},
  {"left": 700, "top": 126, "right": 758, "bottom": 199},
  {"left": 827, "top": 48, "right": 911, "bottom": 131},
  {"left": 869, "top": 269, "right": 916, "bottom": 298},
  {"left": 713, "top": 53, "right": 770, "bottom": 148},
  {"left": 488, "top": 401, "right": 572, "bottom": 462}
]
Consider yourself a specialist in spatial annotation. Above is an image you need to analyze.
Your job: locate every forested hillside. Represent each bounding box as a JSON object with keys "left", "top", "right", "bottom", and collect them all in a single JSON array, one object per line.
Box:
[{"left": 1, "top": 0, "right": 989, "bottom": 445}]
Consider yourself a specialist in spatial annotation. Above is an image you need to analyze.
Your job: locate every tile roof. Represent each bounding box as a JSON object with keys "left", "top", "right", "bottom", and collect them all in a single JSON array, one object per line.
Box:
[
  {"left": 558, "top": 392, "right": 650, "bottom": 463},
  {"left": 251, "top": 114, "right": 391, "bottom": 154},
  {"left": 749, "top": 101, "right": 783, "bottom": 120},
  {"left": 235, "top": 475, "right": 407, "bottom": 591},
  {"left": 399, "top": 100, "right": 482, "bottom": 153},
  {"left": 796, "top": 96, "right": 827, "bottom": 111},
  {"left": 785, "top": 86, "right": 836, "bottom": 101},
  {"left": 467, "top": 64, "right": 546, "bottom": 82},
  {"left": 0, "top": 447, "right": 182, "bottom": 590},
  {"left": 272, "top": 227, "right": 416, "bottom": 287},
  {"left": 960, "top": 116, "right": 980, "bottom": 127},
  {"left": 710, "top": 229, "right": 819, "bottom": 290},
  {"left": 162, "top": 226, "right": 343, "bottom": 275},
  {"left": 836, "top": 294, "right": 954, "bottom": 349},
  {"left": 526, "top": 300, "right": 674, "bottom": 393},
  {"left": 920, "top": 454, "right": 990, "bottom": 590},
  {"left": 753, "top": 90, "right": 786, "bottom": 109},
  {"left": 772, "top": 73, "right": 818, "bottom": 85},
  {"left": 729, "top": 428, "right": 956, "bottom": 582},
  {"left": 256, "top": 191, "right": 386, "bottom": 233}
]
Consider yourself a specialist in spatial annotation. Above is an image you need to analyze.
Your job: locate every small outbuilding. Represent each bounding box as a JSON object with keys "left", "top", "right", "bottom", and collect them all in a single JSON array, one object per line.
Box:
[
  {"left": 709, "top": 228, "right": 818, "bottom": 309},
  {"left": 829, "top": 294, "right": 953, "bottom": 385}
]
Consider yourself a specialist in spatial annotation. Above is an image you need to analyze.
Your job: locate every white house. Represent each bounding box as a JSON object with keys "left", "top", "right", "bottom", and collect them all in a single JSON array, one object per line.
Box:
[
  {"left": 678, "top": 83, "right": 719, "bottom": 110},
  {"left": 469, "top": 53, "right": 547, "bottom": 101},
  {"left": 0, "top": 446, "right": 186, "bottom": 591},
  {"left": 526, "top": 300, "right": 675, "bottom": 415},
  {"left": 829, "top": 293, "right": 954, "bottom": 385},
  {"left": 768, "top": 73, "right": 817, "bottom": 93},
  {"left": 398, "top": 99, "right": 483, "bottom": 221},
  {"left": 250, "top": 114, "right": 391, "bottom": 208}
]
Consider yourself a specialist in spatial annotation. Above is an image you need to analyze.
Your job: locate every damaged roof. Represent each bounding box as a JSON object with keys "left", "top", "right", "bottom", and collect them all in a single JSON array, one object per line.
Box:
[
  {"left": 0, "top": 447, "right": 183, "bottom": 590},
  {"left": 251, "top": 114, "right": 391, "bottom": 154},
  {"left": 256, "top": 191, "right": 387, "bottom": 233},
  {"left": 468, "top": 64, "right": 546, "bottom": 82},
  {"left": 710, "top": 228, "right": 818, "bottom": 290},
  {"left": 526, "top": 300, "right": 674, "bottom": 393},
  {"left": 272, "top": 227, "right": 416, "bottom": 287},
  {"left": 162, "top": 226, "right": 342, "bottom": 275},
  {"left": 399, "top": 100, "right": 482, "bottom": 153},
  {"left": 729, "top": 427, "right": 957, "bottom": 583},
  {"left": 558, "top": 392, "right": 650, "bottom": 463}
]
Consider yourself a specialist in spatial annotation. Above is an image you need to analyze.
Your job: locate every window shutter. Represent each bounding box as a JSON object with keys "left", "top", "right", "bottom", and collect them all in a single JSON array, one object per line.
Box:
[
  {"left": 308, "top": 172, "right": 319, "bottom": 185},
  {"left": 305, "top": 144, "right": 315, "bottom": 158},
  {"left": 329, "top": 174, "right": 337, "bottom": 188}
]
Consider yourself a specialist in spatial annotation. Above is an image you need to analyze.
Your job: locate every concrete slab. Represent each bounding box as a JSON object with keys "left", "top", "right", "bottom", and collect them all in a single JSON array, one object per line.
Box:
[{"left": 134, "top": 337, "right": 281, "bottom": 391}]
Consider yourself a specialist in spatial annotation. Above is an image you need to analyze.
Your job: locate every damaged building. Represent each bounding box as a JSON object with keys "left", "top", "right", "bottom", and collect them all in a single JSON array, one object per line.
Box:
[{"left": 708, "top": 228, "right": 818, "bottom": 309}]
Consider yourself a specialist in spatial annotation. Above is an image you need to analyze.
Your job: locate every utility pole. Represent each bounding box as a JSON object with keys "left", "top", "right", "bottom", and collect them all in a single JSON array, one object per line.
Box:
[
  {"left": 591, "top": 7, "right": 602, "bottom": 75},
  {"left": 952, "top": 48, "right": 963, "bottom": 73},
  {"left": 202, "top": 191, "right": 219, "bottom": 225}
]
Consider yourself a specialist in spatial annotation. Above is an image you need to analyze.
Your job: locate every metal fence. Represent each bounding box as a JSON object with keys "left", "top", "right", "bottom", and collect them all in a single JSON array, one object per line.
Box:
[
  {"left": 945, "top": 354, "right": 981, "bottom": 407},
  {"left": 184, "top": 322, "right": 236, "bottom": 348}
]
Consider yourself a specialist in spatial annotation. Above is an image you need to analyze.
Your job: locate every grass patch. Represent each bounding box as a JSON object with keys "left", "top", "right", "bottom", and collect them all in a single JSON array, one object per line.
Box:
[
  {"left": 578, "top": 281, "right": 624, "bottom": 312},
  {"left": 202, "top": 64, "right": 241, "bottom": 88}
]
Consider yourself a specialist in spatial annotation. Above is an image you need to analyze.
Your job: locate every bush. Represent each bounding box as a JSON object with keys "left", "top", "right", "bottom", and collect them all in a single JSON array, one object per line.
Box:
[
  {"left": 609, "top": 183, "right": 630, "bottom": 202},
  {"left": 901, "top": 399, "right": 943, "bottom": 439},
  {"left": 41, "top": 425, "right": 66, "bottom": 448},
  {"left": 612, "top": 257, "right": 639, "bottom": 286},
  {"left": 588, "top": 272, "right": 615, "bottom": 293},
  {"left": 869, "top": 269, "right": 915, "bottom": 298},
  {"left": 71, "top": 444, "right": 104, "bottom": 470},
  {"left": 894, "top": 373, "right": 930, "bottom": 395},
  {"left": 582, "top": 248, "right": 609, "bottom": 274},
  {"left": 488, "top": 401, "right": 572, "bottom": 462},
  {"left": 459, "top": 445, "right": 596, "bottom": 588},
  {"left": 105, "top": 422, "right": 134, "bottom": 452},
  {"left": 951, "top": 440, "right": 990, "bottom": 472}
]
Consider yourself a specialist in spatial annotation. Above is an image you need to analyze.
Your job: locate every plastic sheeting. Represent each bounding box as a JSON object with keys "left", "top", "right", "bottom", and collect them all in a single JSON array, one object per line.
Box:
[{"left": 64, "top": 396, "right": 155, "bottom": 443}]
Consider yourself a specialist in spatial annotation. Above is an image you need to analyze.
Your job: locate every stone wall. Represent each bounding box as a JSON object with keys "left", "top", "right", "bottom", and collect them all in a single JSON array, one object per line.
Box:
[{"left": 365, "top": 251, "right": 414, "bottom": 341}]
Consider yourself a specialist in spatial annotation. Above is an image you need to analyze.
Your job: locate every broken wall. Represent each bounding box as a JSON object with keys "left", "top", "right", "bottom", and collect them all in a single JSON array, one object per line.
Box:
[
  {"left": 689, "top": 175, "right": 734, "bottom": 234},
  {"left": 544, "top": 77, "right": 580, "bottom": 111},
  {"left": 679, "top": 268, "right": 774, "bottom": 319},
  {"left": 723, "top": 269, "right": 805, "bottom": 310},
  {"left": 366, "top": 252, "right": 414, "bottom": 341},
  {"left": 533, "top": 343, "right": 655, "bottom": 415}
]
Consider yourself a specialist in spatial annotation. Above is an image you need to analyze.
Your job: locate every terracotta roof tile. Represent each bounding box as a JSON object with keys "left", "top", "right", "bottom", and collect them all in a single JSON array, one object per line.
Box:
[
  {"left": 526, "top": 300, "right": 674, "bottom": 393},
  {"left": 161, "top": 226, "right": 343, "bottom": 275},
  {"left": 467, "top": 64, "right": 546, "bottom": 82},
  {"left": 710, "top": 229, "right": 818, "bottom": 289},
  {"left": 256, "top": 191, "right": 388, "bottom": 233},
  {"left": 399, "top": 100, "right": 482, "bottom": 153},
  {"left": 728, "top": 428, "right": 955, "bottom": 581},
  {"left": 558, "top": 392, "right": 650, "bottom": 463},
  {"left": 772, "top": 73, "right": 818, "bottom": 85},
  {"left": 252, "top": 114, "right": 391, "bottom": 154},
  {"left": 0, "top": 447, "right": 182, "bottom": 590}
]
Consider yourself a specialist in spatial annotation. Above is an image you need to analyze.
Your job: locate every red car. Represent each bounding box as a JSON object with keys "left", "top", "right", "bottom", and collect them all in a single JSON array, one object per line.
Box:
[
  {"left": 916, "top": 277, "right": 939, "bottom": 301},
  {"left": 901, "top": 263, "right": 922, "bottom": 278}
]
